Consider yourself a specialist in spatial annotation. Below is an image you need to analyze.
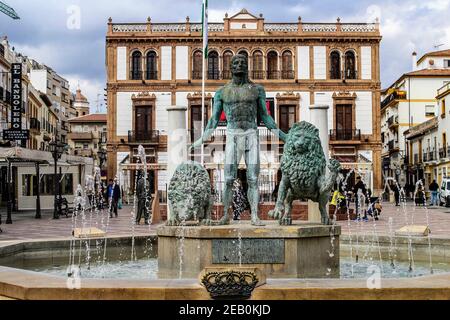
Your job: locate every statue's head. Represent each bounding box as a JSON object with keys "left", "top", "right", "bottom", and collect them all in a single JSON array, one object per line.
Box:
[{"left": 231, "top": 54, "right": 248, "bottom": 76}]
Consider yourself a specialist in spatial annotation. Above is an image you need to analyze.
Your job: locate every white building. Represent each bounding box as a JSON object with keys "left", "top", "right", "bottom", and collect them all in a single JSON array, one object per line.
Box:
[{"left": 381, "top": 49, "right": 450, "bottom": 184}]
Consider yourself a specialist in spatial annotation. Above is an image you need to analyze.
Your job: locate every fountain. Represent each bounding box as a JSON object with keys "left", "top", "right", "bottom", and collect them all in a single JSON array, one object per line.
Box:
[{"left": 2, "top": 55, "right": 450, "bottom": 301}]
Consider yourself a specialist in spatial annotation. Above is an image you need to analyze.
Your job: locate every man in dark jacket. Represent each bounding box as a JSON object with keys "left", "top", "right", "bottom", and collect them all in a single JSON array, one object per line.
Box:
[
  {"left": 429, "top": 179, "right": 439, "bottom": 206},
  {"left": 353, "top": 176, "right": 367, "bottom": 221},
  {"left": 108, "top": 178, "right": 121, "bottom": 218}
]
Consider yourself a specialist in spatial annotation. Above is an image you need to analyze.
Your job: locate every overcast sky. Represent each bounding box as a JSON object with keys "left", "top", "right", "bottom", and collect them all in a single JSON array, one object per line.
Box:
[{"left": 1, "top": 0, "right": 449, "bottom": 112}]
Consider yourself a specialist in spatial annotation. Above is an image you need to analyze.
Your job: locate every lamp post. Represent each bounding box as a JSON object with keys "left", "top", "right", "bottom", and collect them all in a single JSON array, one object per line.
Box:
[{"left": 49, "top": 139, "right": 65, "bottom": 219}]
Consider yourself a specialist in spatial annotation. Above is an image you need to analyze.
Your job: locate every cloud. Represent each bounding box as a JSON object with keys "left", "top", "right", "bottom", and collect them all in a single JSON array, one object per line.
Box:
[{"left": 0, "top": 0, "right": 449, "bottom": 103}]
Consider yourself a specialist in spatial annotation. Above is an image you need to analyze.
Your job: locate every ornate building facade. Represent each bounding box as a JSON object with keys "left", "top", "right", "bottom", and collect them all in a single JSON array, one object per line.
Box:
[{"left": 105, "top": 9, "right": 382, "bottom": 202}]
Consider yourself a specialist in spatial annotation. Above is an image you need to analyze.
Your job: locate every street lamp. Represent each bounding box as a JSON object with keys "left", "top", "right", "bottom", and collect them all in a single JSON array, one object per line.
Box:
[{"left": 49, "top": 139, "right": 65, "bottom": 219}]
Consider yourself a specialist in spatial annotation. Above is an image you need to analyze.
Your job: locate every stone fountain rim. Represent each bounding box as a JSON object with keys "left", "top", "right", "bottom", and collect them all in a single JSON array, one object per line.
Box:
[{"left": 1, "top": 236, "right": 450, "bottom": 299}]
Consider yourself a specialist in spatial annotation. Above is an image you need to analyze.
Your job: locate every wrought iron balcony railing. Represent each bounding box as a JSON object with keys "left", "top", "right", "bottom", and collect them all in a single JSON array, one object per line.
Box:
[
  {"left": 281, "top": 70, "right": 295, "bottom": 79},
  {"left": 439, "top": 147, "right": 447, "bottom": 159},
  {"left": 128, "top": 130, "right": 159, "bottom": 144},
  {"left": 145, "top": 71, "right": 158, "bottom": 80},
  {"left": 329, "top": 129, "right": 361, "bottom": 141},
  {"left": 192, "top": 71, "right": 202, "bottom": 80},
  {"left": 251, "top": 70, "right": 265, "bottom": 80},
  {"left": 267, "top": 70, "right": 280, "bottom": 80},
  {"left": 222, "top": 70, "right": 232, "bottom": 80},
  {"left": 130, "top": 70, "right": 143, "bottom": 80}
]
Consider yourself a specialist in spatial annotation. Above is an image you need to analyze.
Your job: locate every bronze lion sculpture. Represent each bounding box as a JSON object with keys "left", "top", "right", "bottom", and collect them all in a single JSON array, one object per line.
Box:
[
  {"left": 167, "top": 161, "right": 213, "bottom": 226},
  {"left": 268, "top": 121, "right": 341, "bottom": 225}
]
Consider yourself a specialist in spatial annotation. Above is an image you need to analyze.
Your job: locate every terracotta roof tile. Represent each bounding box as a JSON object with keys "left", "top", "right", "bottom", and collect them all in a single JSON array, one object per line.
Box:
[
  {"left": 404, "top": 68, "right": 450, "bottom": 77},
  {"left": 68, "top": 114, "right": 107, "bottom": 123},
  {"left": 417, "top": 49, "right": 450, "bottom": 64}
]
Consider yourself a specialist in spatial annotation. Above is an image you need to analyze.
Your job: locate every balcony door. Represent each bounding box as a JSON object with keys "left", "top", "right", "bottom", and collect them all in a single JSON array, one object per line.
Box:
[
  {"left": 135, "top": 106, "right": 152, "bottom": 141},
  {"left": 278, "top": 105, "right": 296, "bottom": 134},
  {"left": 336, "top": 104, "right": 352, "bottom": 140}
]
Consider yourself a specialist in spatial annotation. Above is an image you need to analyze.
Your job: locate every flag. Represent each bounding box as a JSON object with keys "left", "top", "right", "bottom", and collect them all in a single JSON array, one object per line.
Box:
[{"left": 202, "top": 0, "right": 208, "bottom": 59}]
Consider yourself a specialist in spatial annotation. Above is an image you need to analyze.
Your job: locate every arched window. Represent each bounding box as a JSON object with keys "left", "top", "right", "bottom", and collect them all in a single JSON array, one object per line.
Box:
[
  {"left": 330, "top": 51, "right": 341, "bottom": 79},
  {"left": 237, "top": 50, "right": 248, "bottom": 59},
  {"left": 222, "top": 50, "right": 233, "bottom": 79},
  {"left": 146, "top": 51, "right": 157, "bottom": 80},
  {"left": 131, "top": 51, "right": 142, "bottom": 80},
  {"left": 282, "top": 51, "right": 294, "bottom": 79},
  {"left": 344, "top": 51, "right": 356, "bottom": 79},
  {"left": 252, "top": 50, "right": 264, "bottom": 79},
  {"left": 267, "top": 51, "right": 279, "bottom": 79},
  {"left": 192, "top": 50, "right": 203, "bottom": 79},
  {"left": 208, "top": 51, "right": 219, "bottom": 80}
]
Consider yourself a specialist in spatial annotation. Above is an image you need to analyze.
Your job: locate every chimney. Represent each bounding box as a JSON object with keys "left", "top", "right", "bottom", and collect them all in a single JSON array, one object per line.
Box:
[{"left": 412, "top": 51, "right": 417, "bottom": 71}]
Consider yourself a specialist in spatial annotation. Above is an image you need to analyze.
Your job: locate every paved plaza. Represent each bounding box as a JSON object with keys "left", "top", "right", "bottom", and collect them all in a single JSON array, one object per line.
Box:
[{"left": 1, "top": 202, "right": 449, "bottom": 242}]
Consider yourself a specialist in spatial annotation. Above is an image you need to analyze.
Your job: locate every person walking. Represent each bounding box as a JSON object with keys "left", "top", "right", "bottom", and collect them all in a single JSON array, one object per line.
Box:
[
  {"left": 391, "top": 182, "right": 400, "bottom": 206},
  {"left": 429, "top": 179, "right": 439, "bottom": 206},
  {"left": 353, "top": 176, "right": 368, "bottom": 221},
  {"left": 108, "top": 179, "right": 121, "bottom": 218}
]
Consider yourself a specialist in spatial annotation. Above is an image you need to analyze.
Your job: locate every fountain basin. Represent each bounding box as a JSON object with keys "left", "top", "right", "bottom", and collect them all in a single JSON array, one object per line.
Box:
[
  {"left": 1, "top": 234, "right": 450, "bottom": 300},
  {"left": 157, "top": 221, "right": 340, "bottom": 279}
]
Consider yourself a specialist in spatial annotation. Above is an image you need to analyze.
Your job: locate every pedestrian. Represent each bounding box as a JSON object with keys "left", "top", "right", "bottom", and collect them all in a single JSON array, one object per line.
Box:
[
  {"left": 429, "top": 179, "right": 439, "bottom": 206},
  {"left": 391, "top": 182, "right": 400, "bottom": 206},
  {"left": 353, "top": 176, "right": 368, "bottom": 221},
  {"left": 108, "top": 178, "right": 121, "bottom": 218},
  {"left": 416, "top": 183, "right": 426, "bottom": 206}
]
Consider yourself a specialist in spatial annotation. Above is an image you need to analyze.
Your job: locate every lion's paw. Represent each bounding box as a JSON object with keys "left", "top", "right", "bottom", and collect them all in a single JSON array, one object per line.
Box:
[
  {"left": 166, "top": 218, "right": 181, "bottom": 227},
  {"left": 280, "top": 215, "right": 293, "bottom": 226},
  {"left": 268, "top": 207, "right": 284, "bottom": 220},
  {"left": 200, "top": 219, "right": 214, "bottom": 226}
]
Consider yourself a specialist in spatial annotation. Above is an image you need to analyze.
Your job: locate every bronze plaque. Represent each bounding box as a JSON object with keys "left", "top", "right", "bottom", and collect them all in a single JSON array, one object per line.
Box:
[{"left": 212, "top": 239, "right": 285, "bottom": 264}]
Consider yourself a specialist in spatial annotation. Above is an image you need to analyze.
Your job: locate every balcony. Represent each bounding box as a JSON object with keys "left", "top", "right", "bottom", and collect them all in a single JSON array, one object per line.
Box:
[
  {"left": 388, "top": 140, "right": 399, "bottom": 152},
  {"left": 423, "top": 152, "right": 428, "bottom": 162},
  {"left": 428, "top": 150, "right": 437, "bottom": 161},
  {"left": 145, "top": 71, "right": 158, "bottom": 80},
  {"left": 387, "top": 115, "right": 399, "bottom": 129},
  {"left": 329, "top": 129, "right": 361, "bottom": 142},
  {"left": 381, "top": 90, "right": 407, "bottom": 109},
  {"left": 251, "top": 70, "right": 265, "bottom": 80},
  {"left": 281, "top": 70, "right": 295, "bottom": 79},
  {"left": 222, "top": 70, "right": 232, "bottom": 80},
  {"left": 344, "top": 69, "right": 358, "bottom": 80},
  {"left": 192, "top": 71, "right": 202, "bottom": 80},
  {"left": 68, "top": 132, "right": 94, "bottom": 140},
  {"left": 30, "top": 118, "right": 40, "bottom": 132},
  {"left": 130, "top": 70, "right": 143, "bottom": 80},
  {"left": 207, "top": 71, "right": 220, "bottom": 80},
  {"left": 439, "top": 147, "right": 447, "bottom": 159},
  {"left": 74, "top": 149, "right": 93, "bottom": 157},
  {"left": 128, "top": 130, "right": 159, "bottom": 144},
  {"left": 267, "top": 70, "right": 280, "bottom": 80}
]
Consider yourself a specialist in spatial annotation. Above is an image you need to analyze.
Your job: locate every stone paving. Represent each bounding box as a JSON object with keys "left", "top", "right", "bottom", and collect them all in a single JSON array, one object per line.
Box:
[{"left": 0, "top": 201, "right": 450, "bottom": 242}]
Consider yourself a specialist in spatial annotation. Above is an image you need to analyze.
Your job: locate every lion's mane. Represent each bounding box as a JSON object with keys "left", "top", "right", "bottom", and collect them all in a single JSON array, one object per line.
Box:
[
  {"left": 168, "top": 161, "right": 211, "bottom": 220},
  {"left": 281, "top": 121, "right": 326, "bottom": 190}
]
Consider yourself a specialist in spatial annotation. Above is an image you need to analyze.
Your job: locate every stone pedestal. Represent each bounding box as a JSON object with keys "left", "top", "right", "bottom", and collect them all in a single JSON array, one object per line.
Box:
[{"left": 157, "top": 221, "right": 340, "bottom": 279}]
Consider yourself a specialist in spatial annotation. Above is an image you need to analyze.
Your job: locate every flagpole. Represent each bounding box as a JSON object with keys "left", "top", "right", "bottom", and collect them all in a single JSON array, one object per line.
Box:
[{"left": 201, "top": 0, "right": 207, "bottom": 166}]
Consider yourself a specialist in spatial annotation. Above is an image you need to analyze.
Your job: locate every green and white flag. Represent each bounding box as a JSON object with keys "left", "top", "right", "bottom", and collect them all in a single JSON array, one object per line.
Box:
[{"left": 202, "top": 0, "right": 208, "bottom": 59}]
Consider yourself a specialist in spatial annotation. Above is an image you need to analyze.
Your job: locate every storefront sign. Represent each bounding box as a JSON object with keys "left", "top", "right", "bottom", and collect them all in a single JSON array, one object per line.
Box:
[{"left": 2, "top": 63, "right": 29, "bottom": 141}]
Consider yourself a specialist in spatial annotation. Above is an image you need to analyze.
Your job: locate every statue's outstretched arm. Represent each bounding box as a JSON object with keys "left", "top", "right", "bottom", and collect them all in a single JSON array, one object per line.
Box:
[
  {"left": 257, "top": 86, "right": 287, "bottom": 142},
  {"left": 191, "top": 89, "right": 223, "bottom": 149}
]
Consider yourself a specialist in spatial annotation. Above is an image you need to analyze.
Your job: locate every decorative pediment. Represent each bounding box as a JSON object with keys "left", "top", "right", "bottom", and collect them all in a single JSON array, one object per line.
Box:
[
  {"left": 332, "top": 91, "right": 357, "bottom": 100},
  {"left": 228, "top": 8, "right": 259, "bottom": 21},
  {"left": 131, "top": 92, "right": 157, "bottom": 101},
  {"left": 187, "top": 92, "right": 213, "bottom": 102},
  {"left": 276, "top": 91, "right": 301, "bottom": 102}
]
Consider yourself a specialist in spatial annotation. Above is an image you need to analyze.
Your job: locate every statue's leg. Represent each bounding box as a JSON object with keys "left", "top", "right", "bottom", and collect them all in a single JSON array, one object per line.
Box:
[
  {"left": 280, "top": 188, "right": 294, "bottom": 226},
  {"left": 245, "top": 133, "right": 264, "bottom": 226},
  {"left": 268, "top": 176, "right": 288, "bottom": 220},
  {"left": 319, "top": 194, "right": 331, "bottom": 225}
]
